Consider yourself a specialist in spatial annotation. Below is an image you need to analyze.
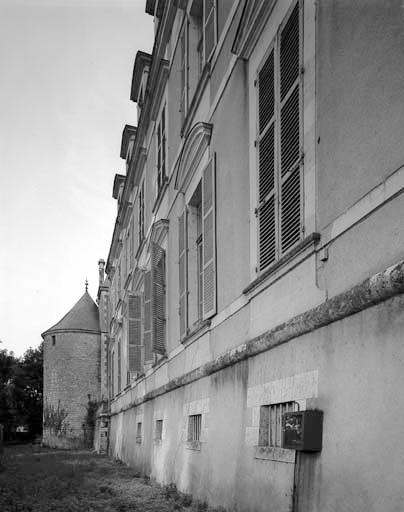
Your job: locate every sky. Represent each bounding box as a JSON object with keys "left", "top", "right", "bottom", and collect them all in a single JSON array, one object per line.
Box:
[{"left": 0, "top": 0, "right": 154, "bottom": 356}]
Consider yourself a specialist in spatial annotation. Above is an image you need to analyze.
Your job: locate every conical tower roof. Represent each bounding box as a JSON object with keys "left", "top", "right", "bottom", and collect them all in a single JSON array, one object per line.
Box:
[{"left": 42, "top": 291, "right": 100, "bottom": 336}]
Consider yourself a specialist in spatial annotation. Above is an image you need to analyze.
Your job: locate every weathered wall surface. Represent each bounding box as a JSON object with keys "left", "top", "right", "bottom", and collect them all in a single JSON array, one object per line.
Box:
[
  {"left": 43, "top": 331, "right": 100, "bottom": 448},
  {"left": 109, "top": 293, "right": 404, "bottom": 512},
  {"left": 317, "top": 0, "right": 404, "bottom": 229}
]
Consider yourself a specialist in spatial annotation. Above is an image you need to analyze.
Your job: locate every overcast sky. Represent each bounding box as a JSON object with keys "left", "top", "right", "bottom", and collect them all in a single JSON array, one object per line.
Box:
[{"left": 0, "top": 0, "right": 154, "bottom": 356}]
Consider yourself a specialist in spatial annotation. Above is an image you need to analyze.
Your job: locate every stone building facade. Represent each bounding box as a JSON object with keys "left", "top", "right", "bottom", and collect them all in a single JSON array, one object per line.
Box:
[
  {"left": 52, "top": 0, "right": 404, "bottom": 510},
  {"left": 42, "top": 289, "right": 101, "bottom": 448}
]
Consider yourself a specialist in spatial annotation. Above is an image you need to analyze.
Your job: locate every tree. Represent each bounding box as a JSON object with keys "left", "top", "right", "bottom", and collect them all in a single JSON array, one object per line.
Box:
[
  {"left": 9, "top": 343, "right": 43, "bottom": 438},
  {"left": 0, "top": 349, "right": 17, "bottom": 440}
]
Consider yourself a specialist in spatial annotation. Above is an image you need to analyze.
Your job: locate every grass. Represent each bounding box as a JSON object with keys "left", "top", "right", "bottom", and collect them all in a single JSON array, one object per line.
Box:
[{"left": 0, "top": 445, "right": 225, "bottom": 512}]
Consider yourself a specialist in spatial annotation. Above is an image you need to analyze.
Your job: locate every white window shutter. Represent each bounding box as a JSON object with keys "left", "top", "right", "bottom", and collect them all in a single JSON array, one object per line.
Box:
[
  {"left": 279, "top": 2, "right": 302, "bottom": 255},
  {"left": 180, "top": 22, "right": 188, "bottom": 123},
  {"left": 257, "top": 1, "right": 302, "bottom": 272},
  {"left": 203, "top": 0, "right": 216, "bottom": 62},
  {"left": 143, "top": 270, "right": 153, "bottom": 362},
  {"left": 258, "top": 47, "right": 276, "bottom": 271},
  {"left": 151, "top": 241, "right": 166, "bottom": 355},
  {"left": 202, "top": 155, "right": 216, "bottom": 319},
  {"left": 178, "top": 209, "right": 188, "bottom": 338},
  {"left": 127, "top": 293, "right": 142, "bottom": 374}
]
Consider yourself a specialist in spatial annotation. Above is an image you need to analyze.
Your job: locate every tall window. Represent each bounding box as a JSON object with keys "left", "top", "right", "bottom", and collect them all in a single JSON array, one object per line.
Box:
[
  {"left": 178, "top": 157, "right": 216, "bottom": 339},
  {"left": 156, "top": 105, "right": 167, "bottom": 196},
  {"left": 138, "top": 181, "right": 145, "bottom": 243},
  {"left": 256, "top": 2, "right": 302, "bottom": 272}
]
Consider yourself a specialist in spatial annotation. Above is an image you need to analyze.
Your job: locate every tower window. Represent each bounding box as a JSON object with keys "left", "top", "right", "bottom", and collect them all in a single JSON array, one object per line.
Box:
[{"left": 52, "top": 335, "right": 56, "bottom": 346}]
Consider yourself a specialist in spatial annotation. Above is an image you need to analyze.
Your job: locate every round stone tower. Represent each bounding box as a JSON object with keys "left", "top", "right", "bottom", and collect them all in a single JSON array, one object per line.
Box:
[{"left": 42, "top": 287, "right": 100, "bottom": 448}]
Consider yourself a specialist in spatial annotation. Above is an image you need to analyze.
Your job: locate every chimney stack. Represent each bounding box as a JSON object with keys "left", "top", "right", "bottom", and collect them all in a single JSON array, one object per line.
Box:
[{"left": 98, "top": 259, "right": 105, "bottom": 286}]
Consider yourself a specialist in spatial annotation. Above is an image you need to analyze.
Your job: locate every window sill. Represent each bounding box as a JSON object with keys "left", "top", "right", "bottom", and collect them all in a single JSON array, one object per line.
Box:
[
  {"left": 243, "top": 232, "right": 320, "bottom": 296},
  {"left": 254, "top": 446, "right": 295, "bottom": 464},
  {"left": 136, "top": 437, "right": 142, "bottom": 444},
  {"left": 180, "top": 62, "right": 211, "bottom": 138},
  {"left": 186, "top": 440, "right": 202, "bottom": 451},
  {"left": 181, "top": 319, "right": 211, "bottom": 347},
  {"left": 152, "top": 178, "right": 169, "bottom": 214}
]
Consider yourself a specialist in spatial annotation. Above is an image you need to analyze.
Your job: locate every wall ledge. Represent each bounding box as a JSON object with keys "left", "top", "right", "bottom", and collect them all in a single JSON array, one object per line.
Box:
[{"left": 110, "top": 258, "right": 404, "bottom": 417}]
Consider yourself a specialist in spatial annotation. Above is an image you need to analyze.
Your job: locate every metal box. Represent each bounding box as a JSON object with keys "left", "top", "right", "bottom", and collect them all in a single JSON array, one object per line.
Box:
[{"left": 282, "top": 410, "right": 323, "bottom": 452}]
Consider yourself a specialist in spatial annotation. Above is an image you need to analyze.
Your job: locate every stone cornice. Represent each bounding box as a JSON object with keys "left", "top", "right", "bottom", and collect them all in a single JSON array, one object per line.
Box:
[
  {"left": 174, "top": 122, "right": 213, "bottom": 192},
  {"left": 231, "top": 0, "right": 277, "bottom": 59},
  {"left": 110, "top": 258, "right": 404, "bottom": 416}
]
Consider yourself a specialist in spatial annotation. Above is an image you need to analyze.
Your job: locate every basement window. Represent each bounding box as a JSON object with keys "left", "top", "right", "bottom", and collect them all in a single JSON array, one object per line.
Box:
[
  {"left": 187, "top": 414, "right": 202, "bottom": 450},
  {"left": 155, "top": 419, "right": 163, "bottom": 442},
  {"left": 136, "top": 422, "right": 142, "bottom": 444},
  {"left": 259, "top": 401, "right": 299, "bottom": 448}
]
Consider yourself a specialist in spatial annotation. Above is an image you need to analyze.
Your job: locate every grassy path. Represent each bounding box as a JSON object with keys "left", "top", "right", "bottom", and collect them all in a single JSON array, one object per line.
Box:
[{"left": 0, "top": 445, "right": 219, "bottom": 512}]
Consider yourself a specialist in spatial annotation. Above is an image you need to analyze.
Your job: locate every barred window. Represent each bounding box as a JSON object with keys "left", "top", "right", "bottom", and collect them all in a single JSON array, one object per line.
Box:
[
  {"left": 155, "top": 419, "right": 163, "bottom": 441},
  {"left": 188, "top": 414, "right": 202, "bottom": 442},
  {"left": 256, "top": 2, "right": 303, "bottom": 272},
  {"left": 136, "top": 422, "right": 142, "bottom": 444},
  {"left": 259, "top": 401, "right": 299, "bottom": 448}
]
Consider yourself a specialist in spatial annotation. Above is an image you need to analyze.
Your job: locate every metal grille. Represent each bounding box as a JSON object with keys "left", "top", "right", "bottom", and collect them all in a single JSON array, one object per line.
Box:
[
  {"left": 155, "top": 419, "right": 163, "bottom": 441},
  {"left": 259, "top": 401, "right": 299, "bottom": 448},
  {"left": 136, "top": 422, "right": 142, "bottom": 443},
  {"left": 188, "top": 414, "right": 202, "bottom": 442}
]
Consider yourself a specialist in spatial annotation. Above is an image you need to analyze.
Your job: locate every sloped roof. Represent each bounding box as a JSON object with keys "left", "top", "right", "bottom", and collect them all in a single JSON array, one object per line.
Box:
[{"left": 42, "top": 291, "right": 100, "bottom": 336}]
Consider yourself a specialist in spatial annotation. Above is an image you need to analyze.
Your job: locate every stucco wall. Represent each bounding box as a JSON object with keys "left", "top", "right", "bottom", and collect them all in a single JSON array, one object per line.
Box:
[
  {"left": 317, "top": 0, "right": 404, "bottom": 229},
  {"left": 109, "top": 293, "right": 404, "bottom": 512},
  {"left": 43, "top": 330, "right": 100, "bottom": 447}
]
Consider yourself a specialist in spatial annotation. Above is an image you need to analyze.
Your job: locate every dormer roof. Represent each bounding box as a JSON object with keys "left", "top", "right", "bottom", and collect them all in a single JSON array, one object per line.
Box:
[
  {"left": 130, "top": 51, "right": 152, "bottom": 103},
  {"left": 120, "top": 124, "right": 137, "bottom": 159},
  {"left": 113, "top": 174, "right": 126, "bottom": 200},
  {"left": 42, "top": 291, "right": 100, "bottom": 336}
]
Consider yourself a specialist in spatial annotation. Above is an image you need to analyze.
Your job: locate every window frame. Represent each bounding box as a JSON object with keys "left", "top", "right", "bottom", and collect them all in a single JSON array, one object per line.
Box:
[
  {"left": 255, "top": 1, "right": 303, "bottom": 274},
  {"left": 155, "top": 103, "right": 168, "bottom": 200},
  {"left": 258, "top": 401, "right": 299, "bottom": 449},
  {"left": 248, "top": 0, "right": 316, "bottom": 284}
]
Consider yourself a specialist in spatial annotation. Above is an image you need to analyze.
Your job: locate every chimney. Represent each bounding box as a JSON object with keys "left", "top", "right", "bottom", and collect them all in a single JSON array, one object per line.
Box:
[{"left": 98, "top": 259, "right": 105, "bottom": 286}]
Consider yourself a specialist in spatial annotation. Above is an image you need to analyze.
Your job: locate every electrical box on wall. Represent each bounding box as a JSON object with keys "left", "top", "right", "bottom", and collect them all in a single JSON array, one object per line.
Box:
[{"left": 282, "top": 410, "right": 323, "bottom": 452}]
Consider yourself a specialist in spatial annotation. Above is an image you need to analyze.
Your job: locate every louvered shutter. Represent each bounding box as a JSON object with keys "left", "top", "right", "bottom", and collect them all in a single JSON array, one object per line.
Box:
[
  {"left": 143, "top": 271, "right": 153, "bottom": 362},
  {"left": 279, "top": 2, "right": 302, "bottom": 254},
  {"left": 257, "top": 47, "right": 276, "bottom": 270},
  {"left": 178, "top": 209, "right": 188, "bottom": 338},
  {"left": 257, "top": 1, "right": 302, "bottom": 272},
  {"left": 111, "top": 346, "right": 115, "bottom": 397},
  {"left": 127, "top": 293, "right": 142, "bottom": 374},
  {"left": 204, "top": 0, "right": 216, "bottom": 62},
  {"left": 151, "top": 242, "right": 166, "bottom": 355},
  {"left": 202, "top": 156, "right": 216, "bottom": 319},
  {"left": 180, "top": 23, "right": 188, "bottom": 123}
]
